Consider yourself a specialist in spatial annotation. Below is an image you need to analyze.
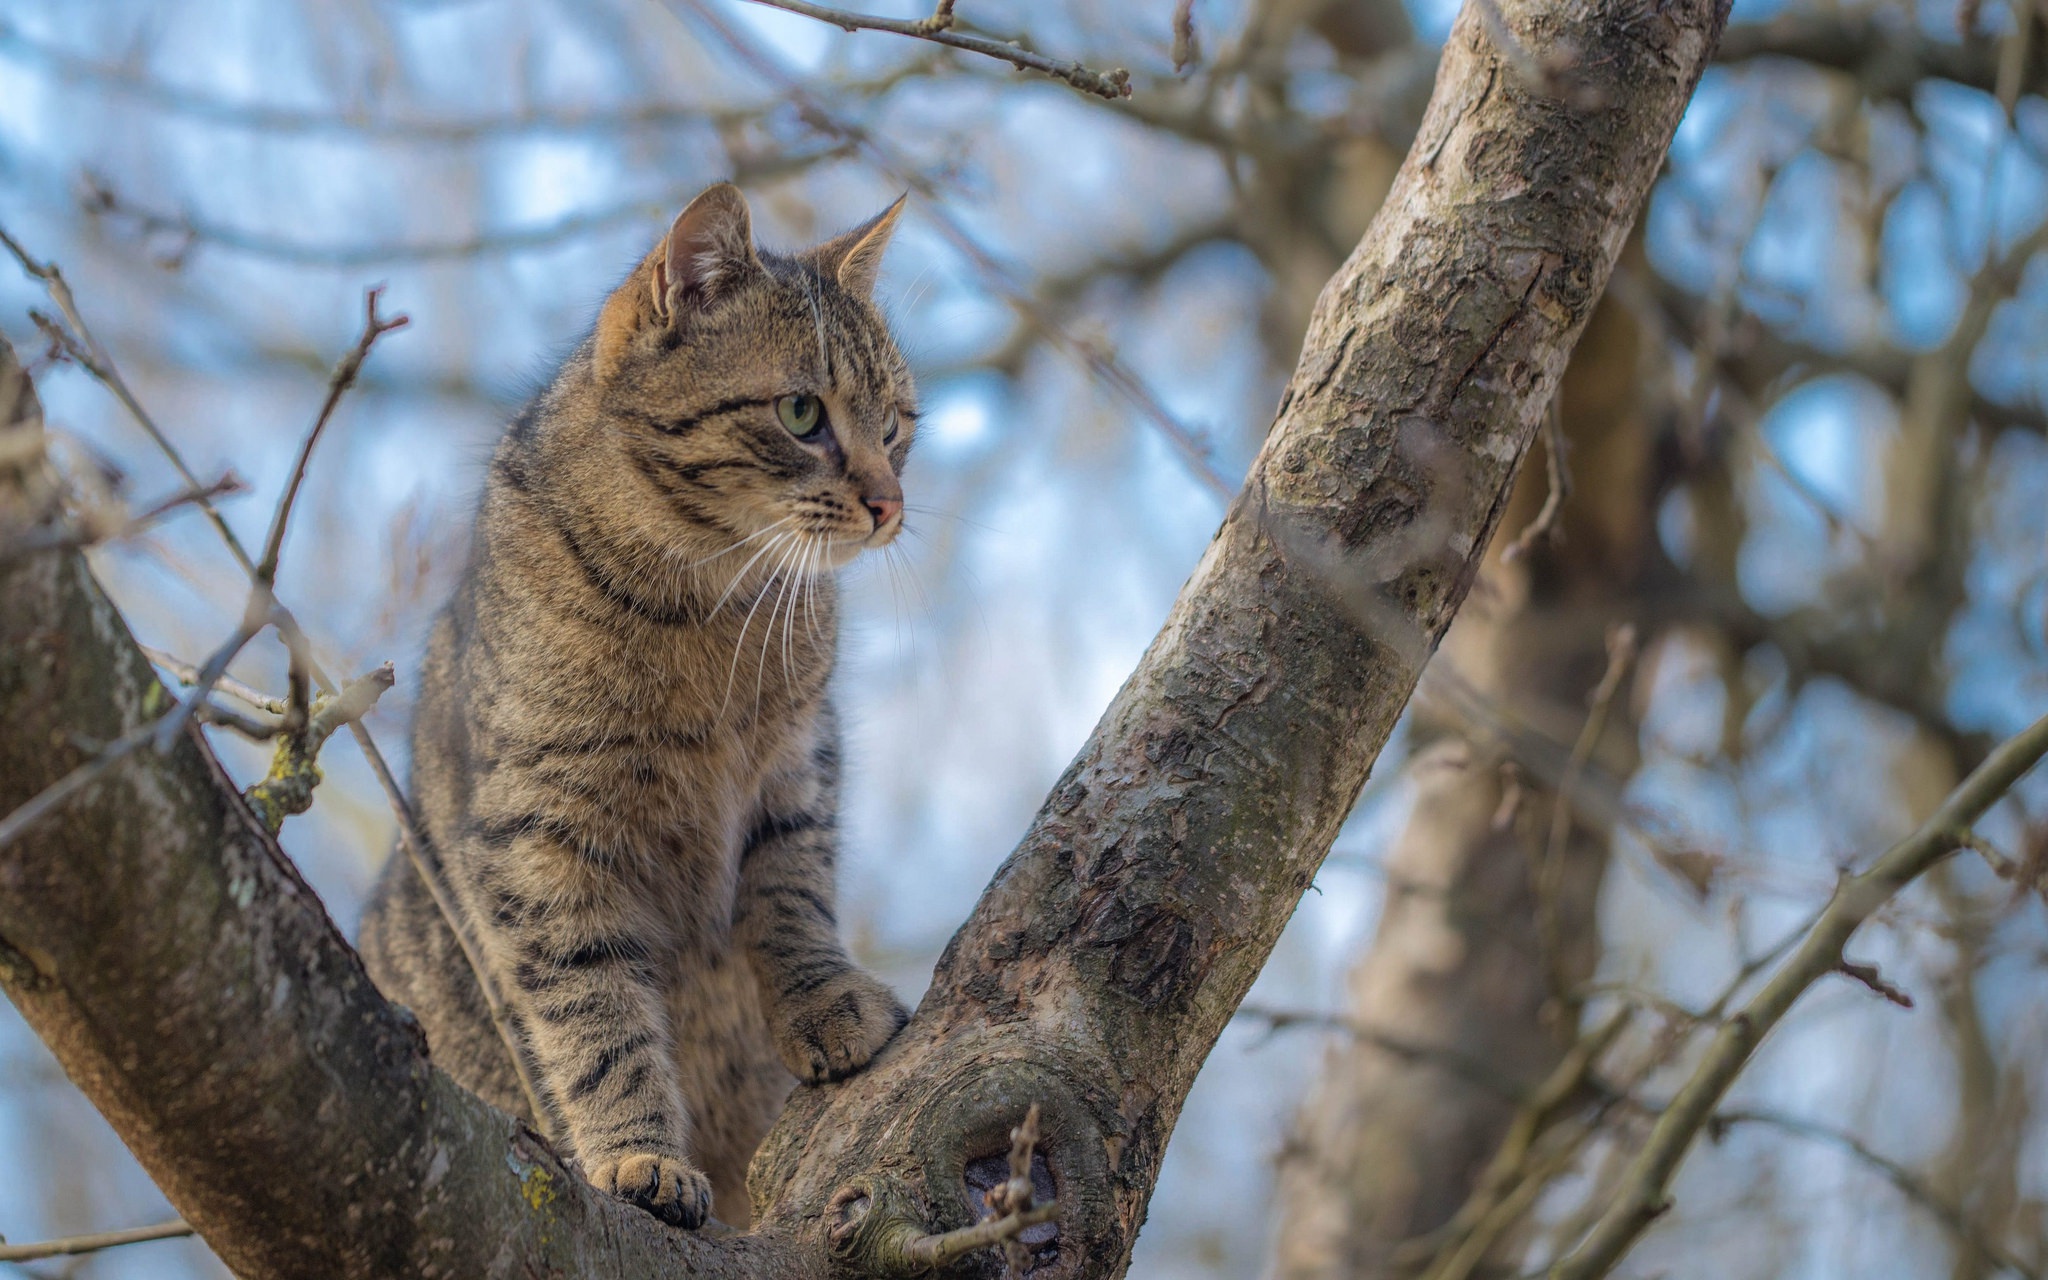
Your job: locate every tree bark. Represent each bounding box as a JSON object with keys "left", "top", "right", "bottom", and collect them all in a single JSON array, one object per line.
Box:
[
  {"left": 0, "top": 0, "right": 1727, "bottom": 1274},
  {"left": 1265, "top": 287, "right": 1655, "bottom": 1279}
]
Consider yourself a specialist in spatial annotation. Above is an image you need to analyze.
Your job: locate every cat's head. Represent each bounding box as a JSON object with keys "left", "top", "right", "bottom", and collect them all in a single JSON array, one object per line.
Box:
[{"left": 570, "top": 183, "right": 916, "bottom": 572}]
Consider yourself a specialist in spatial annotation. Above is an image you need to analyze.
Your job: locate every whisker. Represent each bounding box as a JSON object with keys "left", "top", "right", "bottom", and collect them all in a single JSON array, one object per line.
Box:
[
  {"left": 708, "top": 527, "right": 795, "bottom": 619},
  {"left": 719, "top": 533, "right": 800, "bottom": 720},
  {"left": 751, "top": 542, "right": 803, "bottom": 715},
  {"left": 674, "top": 516, "right": 792, "bottom": 575}
]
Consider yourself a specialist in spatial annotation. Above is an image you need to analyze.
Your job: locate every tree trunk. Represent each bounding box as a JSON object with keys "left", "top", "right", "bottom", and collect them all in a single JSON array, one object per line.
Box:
[
  {"left": 1266, "top": 287, "right": 1655, "bottom": 1279},
  {"left": 0, "top": 0, "right": 1727, "bottom": 1274}
]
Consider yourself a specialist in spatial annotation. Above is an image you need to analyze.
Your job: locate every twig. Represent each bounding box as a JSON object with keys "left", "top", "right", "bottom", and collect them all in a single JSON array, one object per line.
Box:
[
  {"left": 904, "top": 1203, "right": 1061, "bottom": 1272},
  {"left": 738, "top": 0, "right": 1131, "bottom": 99},
  {"left": 1548, "top": 708, "right": 2048, "bottom": 1280},
  {"left": 242, "top": 663, "right": 395, "bottom": 834},
  {"left": 1713, "top": 1109, "right": 2041, "bottom": 1280},
  {"left": 1535, "top": 623, "right": 1637, "bottom": 1007},
  {"left": 0, "top": 471, "right": 245, "bottom": 565},
  {"left": 1501, "top": 398, "right": 1570, "bottom": 562},
  {"left": 256, "top": 287, "right": 408, "bottom": 585},
  {"left": 142, "top": 646, "right": 288, "bottom": 714},
  {"left": 150, "top": 591, "right": 272, "bottom": 751},
  {"left": 1171, "top": 0, "right": 1200, "bottom": 72},
  {"left": 1832, "top": 958, "right": 1914, "bottom": 1008},
  {"left": 910, "top": 1104, "right": 1055, "bottom": 1272},
  {"left": 1404, "top": 1010, "right": 1633, "bottom": 1280},
  {"left": 1235, "top": 1003, "right": 1526, "bottom": 1101},
  {"left": 0, "top": 226, "right": 255, "bottom": 576},
  {"left": 0, "top": 716, "right": 165, "bottom": 852},
  {"left": 0, "top": 1218, "right": 193, "bottom": 1263}
]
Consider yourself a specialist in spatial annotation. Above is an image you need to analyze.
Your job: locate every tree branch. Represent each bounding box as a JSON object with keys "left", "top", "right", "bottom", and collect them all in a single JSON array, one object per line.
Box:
[
  {"left": 738, "top": 0, "right": 1131, "bottom": 99},
  {"left": 0, "top": 1218, "right": 194, "bottom": 1263},
  {"left": 1549, "top": 709, "right": 2048, "bottom": 1280}
]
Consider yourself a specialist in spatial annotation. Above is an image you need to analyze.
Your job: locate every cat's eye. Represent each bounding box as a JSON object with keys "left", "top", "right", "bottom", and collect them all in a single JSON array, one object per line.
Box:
[
  {"left": 776, "top": 394, "right": 823, "bottom": 438},
  {"left": 883, "top": 411, "right": 900, "bottom": 446}
]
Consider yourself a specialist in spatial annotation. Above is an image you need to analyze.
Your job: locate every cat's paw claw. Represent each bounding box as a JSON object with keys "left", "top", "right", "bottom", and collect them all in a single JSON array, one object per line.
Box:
[
  {"left": 587, "top": 1151, "right": 714, "bottom": 1229},
  {"left": 778, "top": 969, "right": 908, "bottom": 1084}
]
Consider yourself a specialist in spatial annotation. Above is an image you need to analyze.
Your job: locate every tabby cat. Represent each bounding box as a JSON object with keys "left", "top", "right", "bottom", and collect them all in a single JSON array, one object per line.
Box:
[{"left": 358, "top": 182, "right": 917, "bottom": 1230}]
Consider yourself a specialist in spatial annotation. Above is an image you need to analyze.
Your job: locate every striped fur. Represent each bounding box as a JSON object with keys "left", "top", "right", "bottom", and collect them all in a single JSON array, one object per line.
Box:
[{"left": 358, "top": 185, "right": 915, "bottom": 1229}]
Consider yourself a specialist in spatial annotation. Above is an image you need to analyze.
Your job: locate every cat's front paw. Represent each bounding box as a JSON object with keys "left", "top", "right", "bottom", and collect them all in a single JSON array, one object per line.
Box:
[
  {"left": 586, "top": 1151, "right": 714, "bottom": 1229},
  {"left": 775, "top": 968, "right": 909, "bottom": 1084}
]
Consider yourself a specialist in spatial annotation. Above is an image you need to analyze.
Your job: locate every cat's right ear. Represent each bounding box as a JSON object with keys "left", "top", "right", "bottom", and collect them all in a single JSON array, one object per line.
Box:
[{"left": 595, "top": 183, "right": 762, "bottom": 379}]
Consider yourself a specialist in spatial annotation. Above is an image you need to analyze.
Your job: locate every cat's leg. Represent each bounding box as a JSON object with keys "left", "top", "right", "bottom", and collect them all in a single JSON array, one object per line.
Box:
[
  {"left": 472, "top": 829, "right": 713, "bottom": 1229},
  {"left": 734, "top": 717, "right": 908, "bottom": 1083}
]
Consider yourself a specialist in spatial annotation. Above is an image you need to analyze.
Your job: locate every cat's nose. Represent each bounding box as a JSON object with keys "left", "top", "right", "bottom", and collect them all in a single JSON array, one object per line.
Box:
[{"left": 863, "top": 496, "right": 903, "bottom": 529}]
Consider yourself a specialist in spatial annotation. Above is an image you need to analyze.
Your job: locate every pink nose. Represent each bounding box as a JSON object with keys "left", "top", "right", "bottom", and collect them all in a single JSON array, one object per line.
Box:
[{"left": 863, "top": 496, "right": 903, "bottom": 529}]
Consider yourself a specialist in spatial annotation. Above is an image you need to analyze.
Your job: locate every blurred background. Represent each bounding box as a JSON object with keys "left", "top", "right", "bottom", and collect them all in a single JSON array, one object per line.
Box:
[{"left": 0, "top": 0, "right": 2044, "bottom": 1275}]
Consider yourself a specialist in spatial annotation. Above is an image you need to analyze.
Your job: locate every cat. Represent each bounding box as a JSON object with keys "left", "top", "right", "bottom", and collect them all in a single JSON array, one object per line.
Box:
[{"left": 358, "top": 182, "right": 917, "bottom": 1230}]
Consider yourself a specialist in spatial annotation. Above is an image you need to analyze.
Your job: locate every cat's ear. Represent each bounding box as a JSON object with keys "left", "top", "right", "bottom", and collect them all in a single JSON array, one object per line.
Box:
[
  {"left": 595, "top": 183, "right": 761, "bottom": 378},
  {"left": 812, "top": 195, "right": 906, "bottom": 300},
  {"left": 655, "top": 183, "right": 761, "bottom": 315}
]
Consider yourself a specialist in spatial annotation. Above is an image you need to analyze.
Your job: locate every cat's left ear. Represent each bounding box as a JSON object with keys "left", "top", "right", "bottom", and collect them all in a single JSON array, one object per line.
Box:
[
  {"left": 595, "top": 183, "right": 762, "bottom": 379},
  {"left": 812, "top": 195, "right": 907, "bottom": 300}
]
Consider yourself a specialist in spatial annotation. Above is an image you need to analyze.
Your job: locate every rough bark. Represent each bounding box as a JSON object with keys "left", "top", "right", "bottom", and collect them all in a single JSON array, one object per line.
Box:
[
  {"left": 0, "top": 0, "right": 1727, "bottom": 1274},
  {"left": 1263, "top": 284, "right": 1657, "bottom": 1278}
]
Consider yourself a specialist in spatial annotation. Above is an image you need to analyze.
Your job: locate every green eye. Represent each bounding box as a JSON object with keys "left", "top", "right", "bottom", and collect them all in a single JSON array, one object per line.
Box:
[
  {"left": 883, "top": 411, "right": 900, "bottom": 446},
  {"left": 776, "top": 394, "right": 823, "bottom": 438}
]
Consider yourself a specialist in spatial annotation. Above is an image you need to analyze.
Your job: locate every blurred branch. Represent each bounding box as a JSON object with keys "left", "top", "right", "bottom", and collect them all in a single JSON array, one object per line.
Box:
[
  {"left": 0, "top": 1218, "right": 194, "bottom": 1264},
  {"left": 1714, "top": 10, "right": 2045, "bottom": 101},
  {"left": 1501, "top": 399, "right": 1570, "bottom": 562},
  {"left": 1235, "top": 1003, "right": 1527, "bottom": 1101},
  {"left": 1550, "top": 709, "right": 2048, "bottom": 1280},
  {"left": 79, "top": 148, "right": 855, "bottom": 266},
  {"left": 1714, "top": 1109, "right": 2040, "bottom": 1280},
  {"left": 0, "top": 470, "right": 245, "bottom": 566},
  {"left": 0, "top": 17, "right": 938, "bottom": 140},
  {"left": 738, "top": 0, "right": 1131, "bottom": 99}
]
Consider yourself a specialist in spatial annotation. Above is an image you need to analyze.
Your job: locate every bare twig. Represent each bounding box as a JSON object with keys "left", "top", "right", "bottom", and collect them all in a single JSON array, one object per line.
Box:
[
  {"left": 1171, "top": 0, "right": 1200, "bottom": 72},
  {"left": 256, "top": 288, "right": 409, "bottom": 585},
  {"left": 1549, "top": 709, "right": 2048, "bottom": 1280},
  {"left": 0, "top": 1218, "right": 193, "bottom": 1263},
  {"left": 911, "top": 1104, "right": 1056, "bottom": 1272},
  {"left": 7, "top": 248, "right": 552, "bottom": 1141},
  {"left": 1712, "top": 1109, "right": 2041, "bottom": 1279},
  {"left": 142, "top": 646, "right": 288, "bottom": 714},
  {"left": 0, "top": 471, "right": 245, "bottom": 565},
  {"left": 1, "top": 226, "right": 255, "bottom": 574},
  {"left": 1501, "top": 398, "right": 1570, "bottom": 562},
  {"left": 1235, "top": 1003, "right": 1526, "bottom": 1101},
  {"left": 1832, "top": 958, "right": 1914, "bottom": 1008},
  {"left": 1403, "top": 1011, "right": 1633, "bottom": 1280},
  {"left": 0, "top": 716, "right": 165, "bottom": 852},
  {"left": 738, "top": 0, "right": 1131, "bottom": 99},
  {"left": 1535, "top": 623, "right": 1637, "bottom": 1005}
]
